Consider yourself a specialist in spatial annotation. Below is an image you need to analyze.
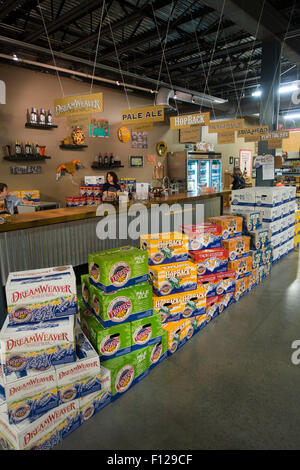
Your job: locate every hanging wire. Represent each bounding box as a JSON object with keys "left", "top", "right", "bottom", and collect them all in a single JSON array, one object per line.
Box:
[
  {"left": 151, "top": 0, "right": 180, "bottom": 115},
  {"left": 152, "top": 0, "right": 174, "bottom": 102},
  {"left": 235, "top": 0, "right": 266, "bottom": 120},
  {"left": 104, "top": 1, "right": 131, "bottom": 109},
  {"left": 190, "top": 10, "right": 217, "bottom": 117},
  {"left": 277, "top": 0, "right": 298, "bottom": 124},
  {"left": 220, "top": 29, "right": 245, "bottom": 118},
  {"left": 259, "top": 0, "right": 297, "bottom": 127},
  {"left": 90, "top": 0, "right": 106, "bottom": 94},
  {"left": 196, "top": 0, "right": 227, "bottom": 119},
  {"left": 37, "top": 1, "right": 65, "bottom": 97}
]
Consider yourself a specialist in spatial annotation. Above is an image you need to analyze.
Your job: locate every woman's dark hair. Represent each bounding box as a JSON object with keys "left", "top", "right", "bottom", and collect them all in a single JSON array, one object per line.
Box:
[
  {"left": 0, "top": 183, "right": 7, "bottom": 193},
  {"left": 233, "top": 167, "right": 242, "bottom": 177},
  {"left": 106, "top": 172, "right": 118, "bottom": 185}
]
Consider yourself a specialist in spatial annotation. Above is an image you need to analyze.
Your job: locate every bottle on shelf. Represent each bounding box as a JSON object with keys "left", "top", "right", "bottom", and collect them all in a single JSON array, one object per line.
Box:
[
  {"left": 30, "top": 107, "right": 36, "bottom": 124},
  {"left": 26, "top": 108, "right": 30, "bottom": 124},
  {"left": 15, "top": 141, "right": 22, "bottom": 155},
  {"left": 39, "top": 109, "right": 46, "bottom": 125},
  {"left": 109, "top": 152, "right": 114, "bottom": 166},
  {"left": 104, "top": 153, "right": 108, "bottom": 165},
  {"left": 47, "top": 109, "right": 53, "bottom": 126},
  {"left": 98, "top": 153, "right": 103, "bottom": 165},
  {"left": 25, "top": 141, "right": 32, "bottom": 155},
  {"left": 35, "top": 108, "right": 39, "bottom": 124},
  {"left": 35, "top": 142, "right": 40, "bottom": 155}
]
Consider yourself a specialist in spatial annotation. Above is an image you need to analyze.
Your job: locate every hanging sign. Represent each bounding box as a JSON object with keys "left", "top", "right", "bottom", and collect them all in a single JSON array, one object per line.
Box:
[
  {"left": 260, "top": 130, "right": 289, "bottom": 140},
  {"left": 179, "top": 126, "right": 201, "bottom": 143},
  {"left": 239, "top": 149, "right": 253, "bottom": 177},
  {"left": 244, "top": 135, "right": 260, "bottom": 142},
  {"left": 54, "top": 92, "right": 103, "bottom": 118},
  {"left": 268, "top": 138, "right": 283, "bottom": 149},
  {"left": 208, "top": 118, "right": 244, "bottom": 133},
  {"left": 130, "top": 122, "right": 153, "bottom": 132},
  {"left": 237, "top": 125, "right": 269, "bottom": 138},
  {"left": 0, "top": 80, "right": 5, "bottom": 104},
  {"left": 67, "top": 114, "right": 90, "bottom": 127},
  {"left": 170, "top": 112, "right": 209, "bottom": 130},
  {"left": 217, "top": 131, "right": 235, "bottom": 144},
  {"left": 121, "top": 105, "right": 164, "bottom": 124}
]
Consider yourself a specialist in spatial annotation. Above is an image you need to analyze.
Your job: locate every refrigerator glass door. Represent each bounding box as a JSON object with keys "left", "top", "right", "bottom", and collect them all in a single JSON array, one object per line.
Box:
[
  {"left": 211, "top": 159, "right": 222, "bottom": 192},
  {"left": 198, "top": 160, "right": 210, "bottom": 189},
  {"left": 187, "top": 160, "right": 198, "bottom": 191}
]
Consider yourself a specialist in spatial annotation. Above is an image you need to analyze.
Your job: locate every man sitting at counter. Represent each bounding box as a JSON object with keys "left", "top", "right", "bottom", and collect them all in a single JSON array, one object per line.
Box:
[{"left": 0, "top": 183, "right": 33, "bottom": 215}]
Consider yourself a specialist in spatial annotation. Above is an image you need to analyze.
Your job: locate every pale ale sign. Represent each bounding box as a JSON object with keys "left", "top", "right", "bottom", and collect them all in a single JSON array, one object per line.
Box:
[
  {"left": 121, "top": 105, "right": 164, "bottom": 124},
  {"left": 170, "top": 112, "right": 210, "bottom": 130}
]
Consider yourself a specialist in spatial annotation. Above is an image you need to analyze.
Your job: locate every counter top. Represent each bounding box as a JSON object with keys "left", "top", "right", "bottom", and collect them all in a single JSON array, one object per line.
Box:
[{"left": 0, "top": 190, "right": 230, "bottom": 233}]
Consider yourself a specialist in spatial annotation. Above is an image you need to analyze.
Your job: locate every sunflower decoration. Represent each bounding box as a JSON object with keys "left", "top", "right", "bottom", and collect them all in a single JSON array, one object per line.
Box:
[
  {"left": 71, "top": 127, "right": 85, "bottom": 145},
  {"left": 118, "top": 126, "right": 131, "bottom": 143}
]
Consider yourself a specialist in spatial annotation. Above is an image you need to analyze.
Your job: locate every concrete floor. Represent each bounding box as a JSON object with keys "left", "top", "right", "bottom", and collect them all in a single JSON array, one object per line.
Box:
[{"left": 56, "top": 248, "right": 300, "bottom": 450}]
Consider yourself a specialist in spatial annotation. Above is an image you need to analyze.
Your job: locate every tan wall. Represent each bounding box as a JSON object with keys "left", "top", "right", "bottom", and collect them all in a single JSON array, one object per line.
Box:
[
  {"left": 0, "top": 63, "right": 256, "bottom": 205},
  {"left": 0, "top": 63, "right": 172, "bottom": 205}
]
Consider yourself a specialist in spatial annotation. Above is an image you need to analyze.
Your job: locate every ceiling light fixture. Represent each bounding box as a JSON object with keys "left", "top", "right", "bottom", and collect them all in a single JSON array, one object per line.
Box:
[
  {"left": 279, "top": 84, "right": 299, "bottom": 94},
  {"left": 283, "top": 112, "right": 300, "bottom": 120},
  {"left": 252, "top": 89, "right": 262, "bottom": 97}
]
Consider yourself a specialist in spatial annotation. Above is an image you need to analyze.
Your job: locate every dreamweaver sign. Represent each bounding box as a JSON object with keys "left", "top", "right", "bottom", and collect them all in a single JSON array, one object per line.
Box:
[{"left": 54, "top": 92, "right": 103, "bottom": 117}]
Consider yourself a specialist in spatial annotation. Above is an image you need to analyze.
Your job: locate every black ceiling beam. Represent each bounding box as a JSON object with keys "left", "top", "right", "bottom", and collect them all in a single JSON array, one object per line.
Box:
[
  {"left": 97, "top": 4, "right": 216, "bottom": 62},
  {"left": 201, "top": 0, "right": 300, "bottom": 65},
  {"left": 164, "top": 37, "right": 261, "bottom": 72},
  {"left": 124, "top": 19, "right": 236, "bottom": 69},
  {"left": 63, "top": 0, "right": 173, "bottom": 54},
  {"left": 0, "top": 0, "right": 24, "bottom": 21},
  {"left": 23, "top": 0, "right": 105, "bottom": 43}
]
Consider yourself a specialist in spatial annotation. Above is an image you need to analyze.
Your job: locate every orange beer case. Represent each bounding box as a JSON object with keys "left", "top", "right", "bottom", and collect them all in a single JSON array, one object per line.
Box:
[
  {"left": 228, "top": 255, "right": 252, "bottom": 279},
  {"left": 221, "top": 236, "right": 251, "bottom": 261},
  {"left": 206, "top": 215, "right": 243, "bottom": 239},
  {"left": 234, "top": 274, "right": 252, "bottom": 301}
]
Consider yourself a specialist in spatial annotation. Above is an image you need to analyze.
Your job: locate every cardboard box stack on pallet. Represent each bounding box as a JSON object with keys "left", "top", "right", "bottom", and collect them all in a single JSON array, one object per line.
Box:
[
  {"left": 294, "top": 209, "right": 300, "bottom": 248},
  {"left": 80, "top": 246, "right": 166, "bottom": 402},
  {"left": 0, "top": 186, "right": 296, "bottom": 450},
  {"left": 0, "top": 266, "right": 103, "bottom": 450},
  {"left": 143, "top": 232, "right": 206, "bottom": 356},
  {"left": 231, "top": 186, "right": 296, "bottom": 263}
]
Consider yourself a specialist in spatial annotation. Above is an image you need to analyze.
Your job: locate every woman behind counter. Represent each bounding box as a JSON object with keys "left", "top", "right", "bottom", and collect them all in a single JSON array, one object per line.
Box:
[
  {"left": 231, "top": 167, "right": 246, "bottom": 190},
  {"left": 0, "top": 183, "right": 33, "bottom": 214},
  {"left": 102, "top": 172, "right": 122, "bottom": 201}
]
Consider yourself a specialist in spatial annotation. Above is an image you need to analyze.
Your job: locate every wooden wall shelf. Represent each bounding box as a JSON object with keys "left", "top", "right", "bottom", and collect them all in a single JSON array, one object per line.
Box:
[
  {"left": 25, "top": 123, "right": 58, "bottom": 129},
  {"left": 4, "top": 155, "right": 51, "bottom": 162},
  {"left": 59, "top": 144, "right": 88, "bottom": 150}
]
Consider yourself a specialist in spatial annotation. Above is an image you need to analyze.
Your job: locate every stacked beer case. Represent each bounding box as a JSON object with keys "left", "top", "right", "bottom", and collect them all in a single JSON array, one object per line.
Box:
[
  {"left": 79, "top": 245, "right": 166, "bottom": 402},
  {"left": 178, "top": 223, "right": 234, "bottom": 325},
  {"left": 143, "top": 232, "right": 206, "bottom": 356},
  {"left": 231, "top": 186, "right": 296, "bottom": 264},
  {"left": 0, "top": 266, "right": 103, "bottom": 450},
  {"left": 294, "top": 209, "right": 300, "bottom": 248}
]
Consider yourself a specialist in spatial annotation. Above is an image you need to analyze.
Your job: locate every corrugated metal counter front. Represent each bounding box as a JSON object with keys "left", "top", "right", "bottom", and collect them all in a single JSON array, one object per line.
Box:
[{"left": 0, "top": 191, "right": 229, "bottom": 285}]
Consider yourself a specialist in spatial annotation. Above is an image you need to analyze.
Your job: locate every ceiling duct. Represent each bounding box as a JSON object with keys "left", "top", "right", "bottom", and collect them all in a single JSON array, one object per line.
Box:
[{"left": 155, "top": 87, "right": 228, "bottom": 110}]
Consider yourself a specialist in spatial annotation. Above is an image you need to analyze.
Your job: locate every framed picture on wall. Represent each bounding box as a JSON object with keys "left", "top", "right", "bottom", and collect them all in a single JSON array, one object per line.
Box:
[
  {"left": 234, "top": 157, "right": 239, "bottom": 168},
  {"left": 239, "top": 149, "right": 253, "bottom": 177},
  {"left": 229, "top": 156, "right": 234, "bottom": 164},
  {"left": 130, "top": 156, "right": 144, "bottom": 167}
]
